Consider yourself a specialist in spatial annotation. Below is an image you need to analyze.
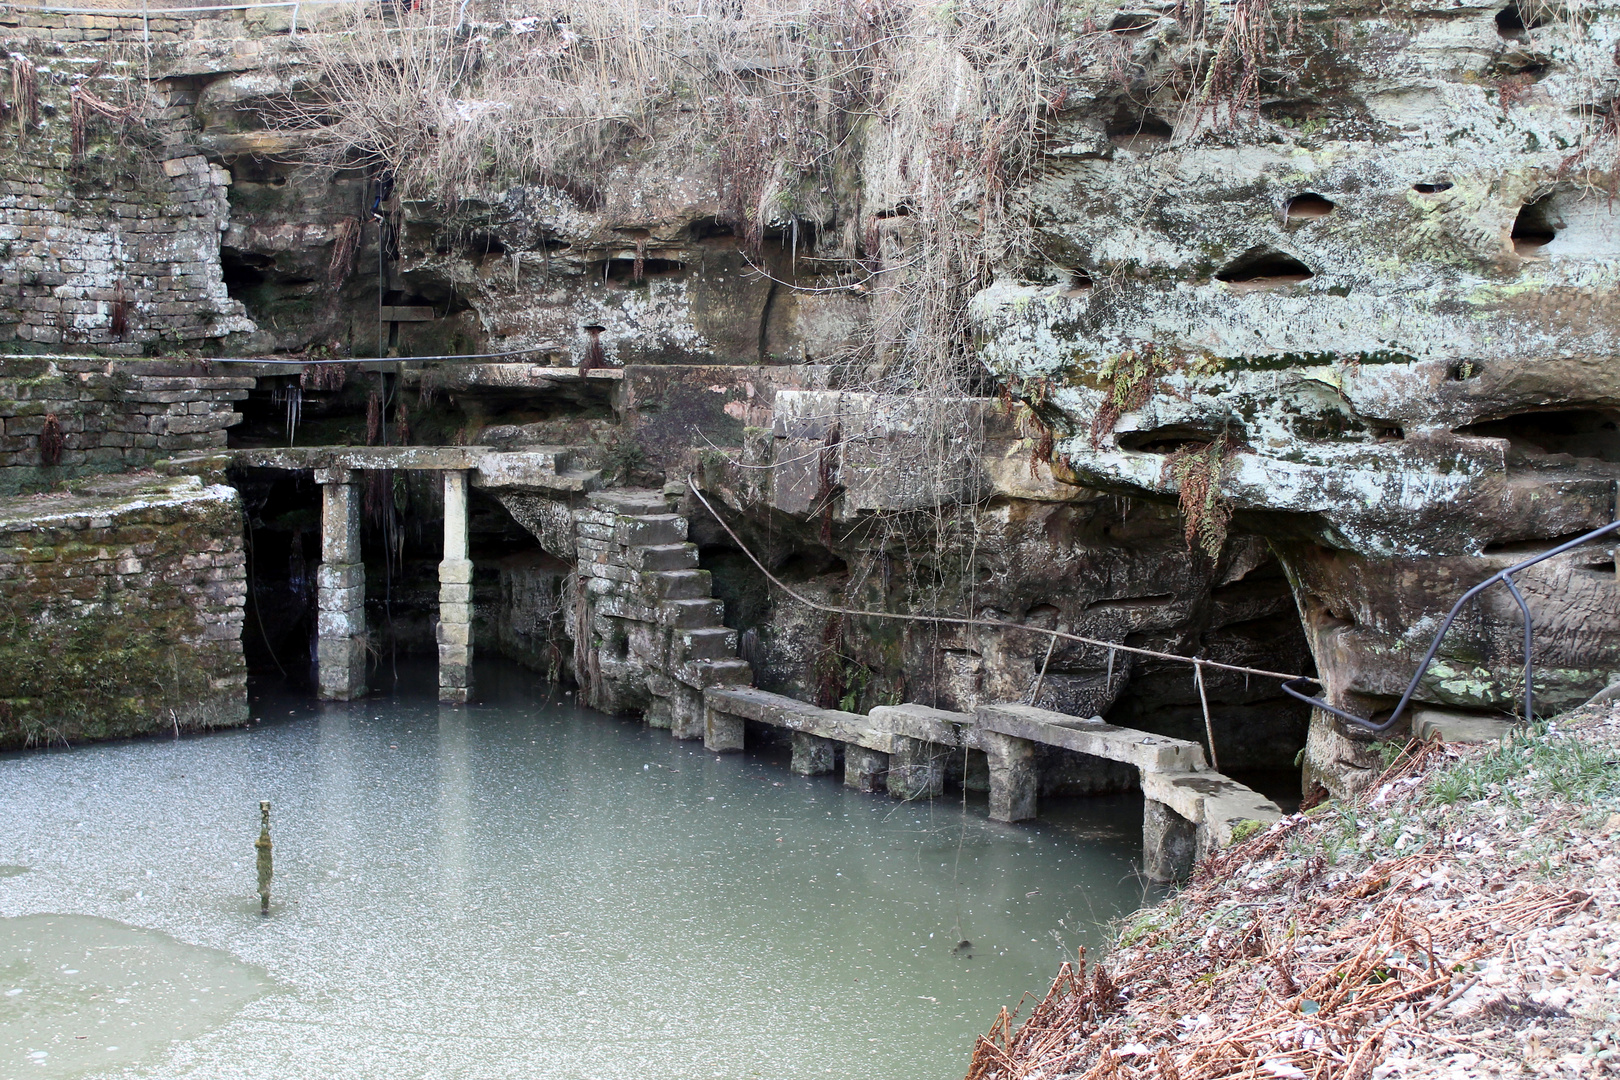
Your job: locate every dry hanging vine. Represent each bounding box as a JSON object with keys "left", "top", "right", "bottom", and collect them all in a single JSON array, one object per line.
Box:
[{"left": 1165, "top": 434, "right": 1237, "bottom": 559}]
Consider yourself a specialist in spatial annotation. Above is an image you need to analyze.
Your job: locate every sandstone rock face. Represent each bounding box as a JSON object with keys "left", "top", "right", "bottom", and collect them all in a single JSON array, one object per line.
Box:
[
  {"left": 8, "top": 2, "right": 1615, "bottom": 790},
  {"left": 966, "top": 0, "right": 1620, "bottom": 793}
]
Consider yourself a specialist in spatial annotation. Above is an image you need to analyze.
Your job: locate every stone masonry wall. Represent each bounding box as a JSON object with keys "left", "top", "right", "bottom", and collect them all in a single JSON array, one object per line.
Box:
[
  {"left": 1, "top": 13, "right": 255, "bottom": 354},
  {"left": 0, "top": 358, "right": 252, "bottom": 494},
  {"left": 569, "top": 489, "right": 752, "bottom": 735},
  {"left": 0, "top": 472, "right": 248, "bottom": 749}
]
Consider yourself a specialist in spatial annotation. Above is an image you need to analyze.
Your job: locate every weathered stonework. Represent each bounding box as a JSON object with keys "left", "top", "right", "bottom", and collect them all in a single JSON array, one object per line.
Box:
[{"left": 0, "top": 472, "right": 247, "bottom": 748}]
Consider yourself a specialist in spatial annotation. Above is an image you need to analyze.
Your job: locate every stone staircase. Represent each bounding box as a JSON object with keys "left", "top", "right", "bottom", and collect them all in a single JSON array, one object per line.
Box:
[{"left": 571, "top": 488, "right": 752, "bottom": 734}]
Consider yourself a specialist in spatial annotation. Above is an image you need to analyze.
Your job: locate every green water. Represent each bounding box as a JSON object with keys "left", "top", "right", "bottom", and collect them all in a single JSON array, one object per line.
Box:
[{"left": 0, "top": 661, "right": 1148, "bottom": 1079}]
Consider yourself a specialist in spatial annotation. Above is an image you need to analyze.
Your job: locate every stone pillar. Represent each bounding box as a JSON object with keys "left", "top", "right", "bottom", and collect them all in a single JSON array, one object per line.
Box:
[
  {"left": 705, "top": 706, "right": 745, "bottom": 752},
  {"left": 886, "top": 736, "right": 946, "bottom": 800},
  {"left": 437, "top": 470, "right": 473, "bottom": 703},
  {"left": 982, "top": 730, "right": 1038, "bottom": 822},
  {"left": 790, "top": 732, "right": 837, "bottom": 775},
  {"left": 844, "top": 746, "right": 888, "bottom": 792},
  {"left": 1142, "top": 800, "right": 1198, "bottom": 884},
  {"left": 316, "top": 469, "right": 366, "bottom": 700}
]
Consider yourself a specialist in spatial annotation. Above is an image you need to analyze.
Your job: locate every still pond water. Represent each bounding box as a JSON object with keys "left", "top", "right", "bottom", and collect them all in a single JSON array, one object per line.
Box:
[{"left": 0, "top": 661, "right": 1148, "bottom": 1080}]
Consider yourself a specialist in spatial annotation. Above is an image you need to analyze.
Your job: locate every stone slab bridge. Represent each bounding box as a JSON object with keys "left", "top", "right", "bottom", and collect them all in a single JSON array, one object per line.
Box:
[{"left": 220, "top": 447, "right": 1281, "bottom": 881}]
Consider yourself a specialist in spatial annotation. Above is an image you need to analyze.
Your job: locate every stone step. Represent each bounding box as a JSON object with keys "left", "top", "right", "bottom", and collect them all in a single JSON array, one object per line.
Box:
[
  {"left": 676, "top": 627, "right": 738, "bottom": 661},
  {"left": 615, "top": 513, "right": 687, "bottom": 547},
  {"left": 658, "top": 598, "right": 724, "bottom": 628},
  {"left": 674, "top": 657, "right": 753, "bottom": 691},
  {"left": 625, "top": 543, "right": 698, "bottom": 571},
  {"left": 645, "top": 568, "right": 712, "bottom": 600},
  {"left": 588, "top": 488, "right": 670, "bottom": 516}
]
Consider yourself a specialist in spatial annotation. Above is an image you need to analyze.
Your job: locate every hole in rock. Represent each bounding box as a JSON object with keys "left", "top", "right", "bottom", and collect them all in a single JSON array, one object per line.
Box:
[
  {"left": 1376, "top": 426, "right": 1405, "bottom": 441},
  {"left": 1285, "top": 193, "right": 1336, "bottom": 220},
  {"left": 1061, "top": 269, "right": 1095, "bottom": 295},
  {"left": 1512, "top": 194, "right": 1561, "bottom": 254},
  {"left": 874, "top": 203, "right": 914, "bottom": 219},
  {"left": 1457, "top": 408, "right": 1620, "bottom": 463},
  {"left": 1214, "top": 246, "right": 1314, "bottom": 290},
  {"left": 1580, "top": 560, "right": 1617, "bottom": 574},
  {"left": 220, "top": 249, "right": 275, "bottom": 293},
  {"left": 771, "top": 551, "right": 848, "bottom": 581},
  {"left": 1109, "top": 11, "right": 1157, "bottom": 33},
  {"left": 1413, "top": 181, "right": 1454, "bottom": 194},
  {"left": 1495, "top": 3, "right": 1543, "bottom": 39},
  {"left": 599, "top": 257, "right": 687, "bottom": 283},
  {"left": 1106, "top": 109, "right": 1173, "bottom": 150},
  {"left": 688, "top": 216, "right": 735, "bottom": 241},
  {"left": 464, "top": 232, "right": 505, "bottom": 256},
  {"left": 1116, "top": 425, "right": 1222, "bottom": 453},
  {"left": 1448, "top": 359, "right": 1483, "bottom": 380}
]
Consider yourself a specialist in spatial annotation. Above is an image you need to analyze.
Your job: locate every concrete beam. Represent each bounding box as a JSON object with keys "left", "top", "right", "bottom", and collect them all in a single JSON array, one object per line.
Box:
[
  {"left": 1143, "top": 800, "right": 1199, "bottom": 884},
  {"left": 1139, "top": 770, "right": 1283, "bottom": 850},
  {"left": 844, "top": 746, "right": 889, "bottom": 792},
  {"left": 887, "top": 735, "right": 948, "bottom": 800},
  {"left": 791, "top": 732, "right": 837, "bottom": 775}
]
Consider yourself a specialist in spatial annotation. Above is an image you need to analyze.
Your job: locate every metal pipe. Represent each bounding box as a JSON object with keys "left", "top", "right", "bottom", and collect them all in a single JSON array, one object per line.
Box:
[{"left": 1282, "top": 518, "right": 1620, "bottom": 733}]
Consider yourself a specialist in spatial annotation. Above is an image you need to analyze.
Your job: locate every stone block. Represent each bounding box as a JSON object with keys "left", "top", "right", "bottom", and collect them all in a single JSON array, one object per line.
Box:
[
  {"left": 645, "top": 568, "right": 713, "bottom": 600},
  {"left": 439, "top": 601, "right": 471, "bottom": 624},
  {"left": 439, "top": 582, "right": 472, "bottom": 604},
  {"left": 615, "top": 514, "right": 687, "bottom": 547},
  {"left": 982, "top": 730, "right": 1038, "bottom": 823},
  {"left": 437, "top": 620, "right": 471, "bottom": 647},
  {"left": 438, "top": 558, "right": 473, "bottom": 584},
  {"left": 624, "top": 543, "right": 699, "bottom": 571},
  {"left": 316, "top": 562, "right": 364, "bottom": 590},
  {"left": 791, "top": 732, "right": 838, "bottom": 776},
  {"left": 317, "top": 608, "right": 365, "bottom": 637},
  {"left": 887, "top": 735, "right": 949, "bottom": 800},
  {"left": 657, "top": 599, "right": 724, "bottom": 628},
  {"left": 844, "top": 746, "right": 889, "bottom": 792},
  {"left": 705, "top": 706, "right": 746, "bottom": 752}
]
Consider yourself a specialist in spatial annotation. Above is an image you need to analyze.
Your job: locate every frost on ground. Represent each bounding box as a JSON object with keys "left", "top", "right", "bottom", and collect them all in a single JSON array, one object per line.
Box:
[{"left": 969, "top": 706, "right": 1620, "bottom": 1080}]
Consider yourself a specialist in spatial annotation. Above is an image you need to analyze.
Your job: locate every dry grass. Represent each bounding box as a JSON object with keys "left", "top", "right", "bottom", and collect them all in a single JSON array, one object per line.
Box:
[{"left": 965, "top": 714, "right": 1620, "bottom": 1080}]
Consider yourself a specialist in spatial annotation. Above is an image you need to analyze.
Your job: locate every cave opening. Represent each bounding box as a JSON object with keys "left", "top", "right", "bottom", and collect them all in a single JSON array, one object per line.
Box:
[
  {"left": 1413, "top": 180, "right": 1454, "bottom": 194},
  {"left": 1495, "top": 3, "right": 1543, "bottom": 38},
  {"left": 1512, "top": 194, "right": 1561, "bottom": 254},
  {"left": 1285, "top": 193, "right": 1336, "bottom": 220},
  {"left": 1457, "top": 408, "right": 1620, "bottom": 463},
  {"left": 1215, "top": 246, "right": 1315, "bottom": 288},
  {"left": 1106, "top": 108, "right": 1174, "bottom": 149}
]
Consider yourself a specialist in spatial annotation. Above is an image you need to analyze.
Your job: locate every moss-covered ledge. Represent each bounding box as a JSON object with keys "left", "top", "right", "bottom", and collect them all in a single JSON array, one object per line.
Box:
[{"left": 0, "top": 472, "right": 248, "bottom": 749}]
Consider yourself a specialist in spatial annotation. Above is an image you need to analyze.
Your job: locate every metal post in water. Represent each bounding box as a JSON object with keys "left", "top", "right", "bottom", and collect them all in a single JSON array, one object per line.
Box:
[{"left": 255, "top": 801, "right": 273, "bottom": 916}]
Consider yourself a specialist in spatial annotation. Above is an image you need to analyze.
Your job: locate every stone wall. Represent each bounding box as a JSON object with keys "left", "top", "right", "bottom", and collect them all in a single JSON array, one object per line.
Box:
[
  {"left": 0, "top": 17, "right": 255, "bottom": 355},
  {"left": 0, "top": 472, "right": 248, "bottom": 748},
  {"left": 0, "top": 358, "right": 251, "bottom": 493}
]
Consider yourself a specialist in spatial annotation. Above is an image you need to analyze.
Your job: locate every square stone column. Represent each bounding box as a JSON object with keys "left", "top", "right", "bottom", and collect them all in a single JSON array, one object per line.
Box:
[
  {"left": 315, "top": 469, "right": 366, "bottom": 700},
  {"left": 438, "top": 470, "right": 473, "bottom": 703},
  {"left": 844, "top": 746, "right": 889, "bottom": 792},
  {"left": 886, "top": 736, "right": 947, "bottom": 800},
  {"left": 982, "top": 730, "right": 1038, "bottom": 822},
  {"left": 790, "top": 732, "right": 837, "bottom": 775},
  {"left": 1142, "top": 800, "right": 1198, "bottom": 884}
]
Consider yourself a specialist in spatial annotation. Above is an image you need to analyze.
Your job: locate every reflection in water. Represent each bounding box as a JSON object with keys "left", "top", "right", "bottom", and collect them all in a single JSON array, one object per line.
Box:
[{"left": 0, "top": 660, "right": 1149, "bottom": 1080}]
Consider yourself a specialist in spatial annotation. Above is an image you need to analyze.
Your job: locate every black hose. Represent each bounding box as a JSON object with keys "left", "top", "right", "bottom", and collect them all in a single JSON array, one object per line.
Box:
[{"left": 1282, "top": 518, "right": 1620, "bottom": 733}]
